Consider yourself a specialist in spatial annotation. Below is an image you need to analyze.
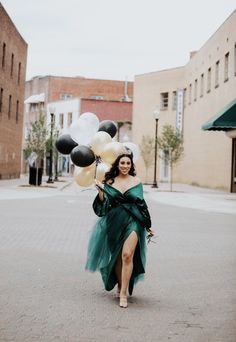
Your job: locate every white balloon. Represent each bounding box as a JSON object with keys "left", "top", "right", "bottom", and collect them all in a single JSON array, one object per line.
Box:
[
  {"left": 70, "top": 112, "right": 99, "bottom": 145},
  {"left": 80, "top": 112, "right": 99, "bottom": 128},
  {"left": 95, "top": 162, "right": 111, "bottom": 182},
  {"left": 70, "top": 119, "right": 87, "bottom": 145},
  {"left": 123, "top": 142, "right": 140, "bottom": 163}
]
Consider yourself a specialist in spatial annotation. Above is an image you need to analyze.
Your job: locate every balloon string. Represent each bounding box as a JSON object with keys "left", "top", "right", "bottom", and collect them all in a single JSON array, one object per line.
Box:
[{"left": 94, "top": 156, "right": 100, "bottom": 179}]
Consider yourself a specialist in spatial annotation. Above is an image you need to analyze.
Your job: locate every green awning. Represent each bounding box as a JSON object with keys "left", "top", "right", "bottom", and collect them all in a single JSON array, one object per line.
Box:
[{"left": 202, "top": 98, "right": 236, "bottom": 131}]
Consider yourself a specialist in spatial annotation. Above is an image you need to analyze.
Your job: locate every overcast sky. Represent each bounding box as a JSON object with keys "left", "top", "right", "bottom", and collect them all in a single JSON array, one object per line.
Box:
[{"left": 1, "top": 0, "right": 235, "bottom": 82}]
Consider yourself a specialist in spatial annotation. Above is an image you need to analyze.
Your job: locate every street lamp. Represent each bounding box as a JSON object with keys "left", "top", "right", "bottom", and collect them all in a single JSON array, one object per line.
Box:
[
  {"left": 47, "top": 110, "right": 55, "bottom": 183},
  {"left": 152, "top": 109, "right": 160, "bottom": 188},
  {"left": 54, "top": 129, "right": 59, "bottom": 182}
]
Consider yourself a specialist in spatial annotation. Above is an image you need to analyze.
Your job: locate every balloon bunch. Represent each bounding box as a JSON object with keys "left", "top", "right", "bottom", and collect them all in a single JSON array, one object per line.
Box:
[{"left": 55, "top": 112, "right": 140, "bottom": 187}]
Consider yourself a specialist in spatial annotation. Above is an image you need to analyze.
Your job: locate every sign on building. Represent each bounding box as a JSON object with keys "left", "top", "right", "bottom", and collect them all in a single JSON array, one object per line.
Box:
[{"left": 176, "top": 89, "right": 184, "bottom": 133}]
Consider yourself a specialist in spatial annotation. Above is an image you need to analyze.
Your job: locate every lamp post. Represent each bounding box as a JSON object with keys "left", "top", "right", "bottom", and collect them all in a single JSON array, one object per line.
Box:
[
  {"left": 152, "top": 109, "right": 160, "bottom": 188},
  {"left": 54, "top": 129, "right": 59, "bottom": 181},
  {"left": 47, "top": 111, "right": 54, "bottom": 184}
]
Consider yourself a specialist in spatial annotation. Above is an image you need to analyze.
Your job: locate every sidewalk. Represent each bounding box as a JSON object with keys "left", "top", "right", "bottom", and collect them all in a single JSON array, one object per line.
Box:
[
  {"left": 0, "top": 175, "right": 236, "bottom": 214},
  {"left": 0, "top": 174, "right": 73, "bottom": 200},
  {"left": 144, "top": 182, "right": 236, "bottom": 215}
]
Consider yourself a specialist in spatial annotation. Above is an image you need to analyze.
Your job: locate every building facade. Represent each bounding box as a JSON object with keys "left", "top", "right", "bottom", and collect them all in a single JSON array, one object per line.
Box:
[
  {"left": 23, "top": 76, "right": 133, "bottom": 174},
  {"left": 25, "top": 75, "right": 133, "bottom": 104},
  {"left": 133, "top": 10, "right": 236, "bottom": 192},
  {"left": 45, "top": 97, "right": 132, "bottom": 175},
  {"left": 0, "top": 3, "right": 27, "bottom": 179}
]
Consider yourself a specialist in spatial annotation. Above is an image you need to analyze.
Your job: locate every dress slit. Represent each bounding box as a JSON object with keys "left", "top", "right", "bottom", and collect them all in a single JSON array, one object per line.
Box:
[{"left": 108, "top": 230, "right": 144, "bottom": 295}]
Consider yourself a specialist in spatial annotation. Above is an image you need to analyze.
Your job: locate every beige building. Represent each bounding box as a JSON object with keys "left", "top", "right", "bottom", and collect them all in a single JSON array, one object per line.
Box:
[{"left": 133, "top": 10, "right": 236, "bottom": 192}]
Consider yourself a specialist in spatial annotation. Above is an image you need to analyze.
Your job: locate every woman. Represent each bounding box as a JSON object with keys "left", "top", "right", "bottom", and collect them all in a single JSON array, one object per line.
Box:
[{"left": 86, "top": 153, "right": 154, "bottom": 308}]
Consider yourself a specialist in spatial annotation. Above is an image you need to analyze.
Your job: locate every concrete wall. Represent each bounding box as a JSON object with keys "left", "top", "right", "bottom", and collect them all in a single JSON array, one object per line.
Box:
[
  {"left": 46, "top": 98, "right": 81, "bottom": 134},
  {"left": 133, "top": 10, "right": 236, "bottom": 191}
]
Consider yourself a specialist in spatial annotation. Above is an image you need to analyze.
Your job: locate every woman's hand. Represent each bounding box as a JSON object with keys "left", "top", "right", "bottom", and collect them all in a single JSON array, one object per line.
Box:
[
  {"left": 95, "top": 179, "right": 104, "bottom": 201},
  {"left": 147, "top": 227, "right": 155, "bottom": 236},
  {"left": 95, "top": 179, "right": 104, "bottom": 191},
  {"left": 146, "top": 228, "right": 156, "bottom": 244}
]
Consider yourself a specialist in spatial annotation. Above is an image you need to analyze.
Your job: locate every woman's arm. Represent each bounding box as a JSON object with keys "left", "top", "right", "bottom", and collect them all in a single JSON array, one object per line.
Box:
[
  {"left": 94, "top": 179, "right": 104, "bottom": 201},
  {"left": 93, "top": 179, "right": 110, "bottom": 217}
]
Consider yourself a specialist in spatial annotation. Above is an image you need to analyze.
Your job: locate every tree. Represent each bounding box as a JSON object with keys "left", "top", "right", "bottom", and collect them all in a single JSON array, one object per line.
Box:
[
  {"left": 46, "top": 126, "right": 60, "bottom": 180},
  {"left": 140, "top": 135, "right": 155, "bottom": 183},
  {"left": 157, "top": 125, "right": 184, "bottom": 191},
  {"left": 23, "top": 113, "right": 48, "bottom": 184}
]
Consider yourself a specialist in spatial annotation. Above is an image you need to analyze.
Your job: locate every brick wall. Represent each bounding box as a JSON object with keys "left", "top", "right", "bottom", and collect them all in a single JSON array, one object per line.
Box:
[
  {"left": 0, "top": 3, "right": 27, "bottom": 179},
  {"left": 80, "top": 98, "right": 132, "bottom": 122},
  {"left": 25, "top": 75, "right": 133, "bottom": 103}
]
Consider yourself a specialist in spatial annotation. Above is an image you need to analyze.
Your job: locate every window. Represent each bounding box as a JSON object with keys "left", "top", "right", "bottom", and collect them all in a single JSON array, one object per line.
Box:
[
  {"left": 215, "top": 60, "right": 220, "bottom": 88},
  {"left": 60, "top": 93, "right": 73, "bottom": 100},
  {"left": 200, "top": 74, "right": 204, "bottom": 97},
  {"left": 59, "top": 113, "right": 64, "bottom": 128},
  {"left": 172, "top": 91, "right": 177, "bottom": 110},
  {"left": 194, "top": 79, "right": 198, "bottom": 101},
  {"left": 10, "top": 53, "right": 14, "bottom": 77},
  {"left": 207, "top": 68, "right": 211, "bottom": 93},
  {"left": 8, "top": 95, "right": 12, "bottom": 119},
  {"left": 183, "top": 88, "right": 187, "bottom": 108},
  {"left": 0, "top": 88, "right": 3, "bottom": 113},
  {"left": 91, "top": 95, "right": 104, "bottom": 100},
  {"left": 188, "top": 84, "right": 192, "bottom": 104},
  {"left": 234, "top": 43, "right": 236, "bottom": 76},
  {"left": 224, "top": 52, "right": 230, "bottom": 81},
  {"left": 16, "top": 100, "right": 19, "bottom": 123},
  {"left": 67, "top": 112, "right": 73, "bottom": 126},
  {"left": 160, "top": 92, "right": 168, "bottom": 109},
  {"left": 2, "top": 43, "right": 6, "bottom": 68},
  {"left": 18, "top": 62, "right": 21, "bottom": 84}
]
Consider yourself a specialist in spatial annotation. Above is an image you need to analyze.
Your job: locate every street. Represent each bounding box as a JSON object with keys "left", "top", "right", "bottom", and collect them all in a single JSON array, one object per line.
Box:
[{"left": 0, "top": 183, "right": 236, "bottom": 342}]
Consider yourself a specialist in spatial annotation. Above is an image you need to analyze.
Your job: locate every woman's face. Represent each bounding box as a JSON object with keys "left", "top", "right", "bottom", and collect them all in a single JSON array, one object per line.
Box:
[{"left": 118, "top": 156, "right": 131, "bottom": 176}]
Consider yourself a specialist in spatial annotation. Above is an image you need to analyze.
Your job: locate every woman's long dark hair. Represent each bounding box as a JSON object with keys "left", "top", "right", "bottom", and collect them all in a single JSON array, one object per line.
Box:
[{"left": 103, "top": 153, "right": 136, "bottom": 184}]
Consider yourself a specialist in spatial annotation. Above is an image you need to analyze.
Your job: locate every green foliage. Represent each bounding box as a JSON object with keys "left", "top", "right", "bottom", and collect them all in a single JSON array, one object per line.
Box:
[
  {"left": 23, "top": 113, "right": 48, "bottom": 165},
  {"left": 157, "top": 124, "right": 184, "bottom": 191},
  {"left": 140, "top": 135, "right": 155, "bottom": 182},
  {"left": 157, "top": 125, "right": 184, "bottom": 165},
  {"left": 140, "top": 135, "right": 155, "bottom": 167}
]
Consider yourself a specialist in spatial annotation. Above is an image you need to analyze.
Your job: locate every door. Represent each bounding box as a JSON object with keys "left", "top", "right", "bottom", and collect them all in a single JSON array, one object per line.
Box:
[
  {"left": 231, "top": 138, "right": 236, "bottom": 192},
  {"left": 160, "top": 150, "right": 170, "bottom": 182}
]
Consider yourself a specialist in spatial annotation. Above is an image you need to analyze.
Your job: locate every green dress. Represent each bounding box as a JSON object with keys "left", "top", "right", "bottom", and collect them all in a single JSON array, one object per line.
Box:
[{"left": 85, "top": 182, "right": 152, "bottom": 295}]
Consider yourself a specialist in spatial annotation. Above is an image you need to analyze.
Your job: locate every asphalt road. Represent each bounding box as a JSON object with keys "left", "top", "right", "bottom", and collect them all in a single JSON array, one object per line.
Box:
[{"left": 0, "top": 184, "right": 235, "bottom": 342}]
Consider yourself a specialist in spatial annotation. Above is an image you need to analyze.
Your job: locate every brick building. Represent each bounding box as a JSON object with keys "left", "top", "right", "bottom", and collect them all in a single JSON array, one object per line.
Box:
[
  {"left": 44, "top": 97, "right": 132, "bottom": 175},
  {"left": 24, "top": 75, "right": 133, "bottom": 140},
  {"left": 25, "top": 75, "right": 133, "bottom": 103},
  {"left": 80, "top": 98, "right": 132, "bottom": 141},
  {"left": 24, "top": 75, "right": 133, "bottom": 174},
  {"left": 0, "top": 3, "right": 27, "bottom": 179}
]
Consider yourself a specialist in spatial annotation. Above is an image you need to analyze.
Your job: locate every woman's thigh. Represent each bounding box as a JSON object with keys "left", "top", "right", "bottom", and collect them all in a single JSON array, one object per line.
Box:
[{"left": 122, "top": 231, "right": 138, "bottom": 258}]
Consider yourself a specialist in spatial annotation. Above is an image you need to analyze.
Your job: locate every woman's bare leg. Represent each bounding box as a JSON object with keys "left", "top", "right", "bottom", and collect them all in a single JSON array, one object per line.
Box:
[
  {"left": 120, "top": 231, "right": 138, "bottom": 307},
  {"left": 114, "top": 254, "right": 122, "bottom": 296}
]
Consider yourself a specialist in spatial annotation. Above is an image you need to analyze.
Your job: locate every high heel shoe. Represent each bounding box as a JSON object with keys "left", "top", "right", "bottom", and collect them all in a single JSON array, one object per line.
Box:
[
  {"left": 119, "top": 296, "right": 128, "bottom": 308},
  {"left": 116, "top": 285, "right": 121, "bottom": 298}
]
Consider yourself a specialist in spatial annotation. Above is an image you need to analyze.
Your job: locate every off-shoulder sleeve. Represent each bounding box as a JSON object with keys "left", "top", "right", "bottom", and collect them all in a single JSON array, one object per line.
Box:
[
  {"left": 135, "top": 198, "right": 152, "bottom": 229},
  {"left": 92, "top": 192, "right": 110, "bottom": 217}
]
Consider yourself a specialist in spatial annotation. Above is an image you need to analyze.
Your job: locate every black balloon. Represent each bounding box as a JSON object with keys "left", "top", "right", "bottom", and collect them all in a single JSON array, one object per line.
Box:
[
  {"left": 55, "top": 134, "right": 78, "bottom": 155},
  {"left": 70, "top": 145, "right": 95, "bottom": 167},
  {"left": 98, "top": 120, "right": 117, "bottom": 138}
]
